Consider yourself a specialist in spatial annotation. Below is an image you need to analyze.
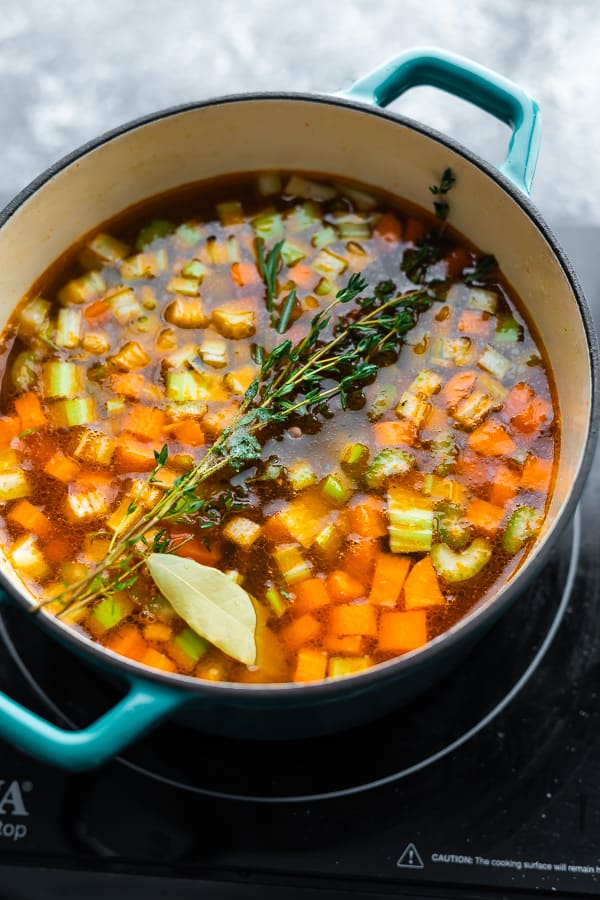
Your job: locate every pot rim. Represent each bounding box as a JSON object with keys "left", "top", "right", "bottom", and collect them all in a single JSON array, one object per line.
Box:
[{"left": 0, "top": 89, "right": 597, "bottom": 700}]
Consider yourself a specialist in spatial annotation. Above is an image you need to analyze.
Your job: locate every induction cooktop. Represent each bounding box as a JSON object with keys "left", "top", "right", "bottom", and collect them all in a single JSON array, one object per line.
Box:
[{"left": 0, "top": 226, "right": 598, "bottom": 900}]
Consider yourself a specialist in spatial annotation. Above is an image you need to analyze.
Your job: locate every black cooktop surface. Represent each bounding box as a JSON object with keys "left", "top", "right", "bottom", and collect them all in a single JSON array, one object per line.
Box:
[{"left": 0, "top": 226, "right": 598, "bottom": 900}]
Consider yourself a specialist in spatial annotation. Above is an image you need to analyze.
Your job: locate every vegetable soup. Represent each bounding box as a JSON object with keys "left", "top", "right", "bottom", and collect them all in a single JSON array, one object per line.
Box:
[{"left": 0, "top": 171, "right": 558, "bottom": 683}]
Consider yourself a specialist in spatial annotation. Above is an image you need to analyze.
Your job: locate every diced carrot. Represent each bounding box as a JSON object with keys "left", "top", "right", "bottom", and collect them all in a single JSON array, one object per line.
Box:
[
  {"left": 171, "top": 532, "right": 221, "bottom": 566},
  {"left": 369, "top": 554, "right": 412, "bottom": 607},
  {"left": 171, "top": 419, "right": 205, "bottom": 446},
  {"left": 42, "top": 535, "right": 71, "bottom": 565},
  {"left": 143, "top": 622, "right": 173, "bottom": 643},
  {"left": 84, "top": 299, "right": 110, "bottom": 320},
  {"left": 458, "top": 310, "right": 490, "bottom": 337},
  {"left": 123, "top": 405, "right": 167, "bottom": 442},
  {"left": 342, "top": 539, "right": 380, "bottom": 583},
  {"left": 167, "top": 641, "right": 197, "bottom": 673},
  {"left": 465, "top": 498, "right": 505, "bottom": 537},
  {"left": 348, "top": 496, "right": 387, "bottom": 538},
  {"left": 445, "top": 247, "right": 471, "bottom": 278},
  {"left": 14, "top": 393, "right": 47, "bottom": 430},
  {"left": 330, "top": 603, "right": 378, "bottom": 637},
  {"left": 323, "top": 634, "right": 363, "bottom": 654},
  {"left": 503, "top": 382, "right": 532, "bottom": 419},
  {"left": 288, "top": 263, "right": 318, "bottom": 289},
  {"left": 281, "top": 613, "right": 322, "bottom": 650},
  {"left": 293, "top": 648, "right": 328, "bottom": 682},
  {"left": 110, "top": 372, "right": 145, "bottom": 399},
  {"left": 505, "top": 385, "right": 551, "bottom": 433},
  {"left": 373, "top": 420, "right": 416, "bottom": 447},
  {"left": 261, "top": 511, "right": 292, "bottom": 543},
  {"left": 114, "top": 435, "right": 162, "bottom": 472},
  {"left": 230, "top": 262, "right": 260, "bottom": 287},
  {"left": 0, "top": 416, "right": 22, "bottom": 448},
  {"left": 374, "top": 212, "right": 404, "bottom": 243},
  {"left": 521, "top": 455, "right": 553, "bottom": 493},
  {"left": 404, "top": 557, "right": 444, "bottom": 609},
  {"left": 456, "top": 448, "right": 497, "bottom": 493},
  {"left": 292, "top": 578, "right": 330, "bottom": 616},
  {"left": 379, "top": 610, "right": 428, "bottom": 652},
  {"left": 489, "top": 463, "right": 520, "bottom": 506},
  {"left": 7, "top": 500, "right": 51, "bottom": 538},
  {"left": 444, "top": 370, "right": 477, "bottom": 408},
  {"left": 141, "top": 647, "right": 177, "bottom": 673},
  {"left": 404, "top": 217, "right": 426, "bottom": 244},
  {"left": 43, "top": 450, "right": 80, "bottom": 483},
  {"left": 326, "top": 570, "right": 366, "bottom": 603},
  {"left": 468, "top": 419, "right": 516, "bottom": 457},
  {"left": 105, "top": 624, "right": 147, "bottom": 662}
]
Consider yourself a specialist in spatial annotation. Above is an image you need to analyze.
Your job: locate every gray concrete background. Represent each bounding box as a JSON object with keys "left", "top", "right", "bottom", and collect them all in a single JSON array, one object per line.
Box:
[{"left": 0, "top": 0, "right": 598, "bottom": 228}]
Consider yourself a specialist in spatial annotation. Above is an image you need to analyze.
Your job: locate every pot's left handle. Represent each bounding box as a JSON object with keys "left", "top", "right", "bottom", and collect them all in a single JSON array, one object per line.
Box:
[
  {"left": 339, "top": 46, "right": 541, "bottom": 196},
  {"left": 0, "top": 595, "right": 184, "bottom": 771}
]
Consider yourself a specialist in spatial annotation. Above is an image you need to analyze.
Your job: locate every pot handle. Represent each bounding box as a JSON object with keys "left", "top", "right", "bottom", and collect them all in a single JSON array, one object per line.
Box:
[
  {"left": 0, "top": 594, "right": 184, "bottom": 771},
  {"left": 341, "top": 46, "right": 541, "bottom": 195}
]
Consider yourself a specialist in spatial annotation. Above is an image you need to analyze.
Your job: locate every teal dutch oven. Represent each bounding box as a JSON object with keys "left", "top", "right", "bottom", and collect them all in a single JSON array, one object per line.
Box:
[{"left": 0, "top": 47, "right": 596, "bottom": 771}]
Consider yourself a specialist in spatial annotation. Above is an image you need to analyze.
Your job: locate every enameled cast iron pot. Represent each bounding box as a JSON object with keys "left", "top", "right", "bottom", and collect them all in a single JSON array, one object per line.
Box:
[{"left": 0, "top": 48, "right": 596, "bottom": 771}]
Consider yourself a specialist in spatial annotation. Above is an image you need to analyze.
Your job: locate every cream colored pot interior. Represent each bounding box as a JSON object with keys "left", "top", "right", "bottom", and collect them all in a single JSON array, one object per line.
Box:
[{"left": 0, "top": 97, "right": 591, "bottom": 610}]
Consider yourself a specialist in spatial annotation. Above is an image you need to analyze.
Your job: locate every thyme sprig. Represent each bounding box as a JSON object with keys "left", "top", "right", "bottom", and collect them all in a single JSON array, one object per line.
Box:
[
  {"left": 37, "top": 273, "right": 432, "bottom": 619},
  {"left": 255, "top": 237, "right": 284, "bottom": 321}
]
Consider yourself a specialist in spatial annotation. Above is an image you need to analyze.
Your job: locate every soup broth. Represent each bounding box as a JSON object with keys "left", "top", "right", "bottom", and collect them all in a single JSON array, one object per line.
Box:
[{"left": 0, "top": 171, "right": 558, "bottom": 683}]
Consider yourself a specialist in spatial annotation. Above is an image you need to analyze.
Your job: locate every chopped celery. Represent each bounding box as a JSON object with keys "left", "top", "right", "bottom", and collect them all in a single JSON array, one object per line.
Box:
[
  {"left": 328, "top": 656, "right": 371, "bottom": 678},
  {"left": 106, "top": 398, "right": 126, "bottom": 417},
  {"left": 221, "top": 516, "right": 262, "bottom": 548},
  {"left": 387, "top": 487, "right": 434, "bottom": 554},
  {"left": 165, "top": 298, "right": 208, "bottom": 329},
  {"left": 265, "top": 585, "right": 288, "bottom": 618},
  {"left": 166, "top": 371, "right": 203, "bottom": 403},
  {"left": 365, "top": 448, "right": 416, "bottom": 489},
  {"left": 50, "top": 397, "right": 97, "bottom": 428},
  {"left": 430, "top": 431, "right": 458, "bottom": 475},
  {"left": 503, "top": 506, "right": 543, "bottom": 555},
  {"left": 42, "top": 361, "right": 83, "bottom": 399},
  {"left": 423, "top": 475, "right": 465, "bottom": 504},
  {"left": 64, "top": 487, "right": 110, "bottom": 523},
  {"left": 477, "top": 345, "right": 511, "bottom": 380},
  {"left": 367, "top": 383, "right": 397, "bottom": 422},
  {"left": 435, "top": 502, "right": 472, "bottom": 550},
  {"left": 311, "top": 226, "right": 337, "bottom": 249},
  {"left": 224, "top": 364, "right": 258, "bottom": 395},
  {"left": 176, "top": 222, "right": 204, "bottom": 245},
  {"left": 216, "top": 201, "right": 243, "bottom": 226},
  {"left": 254, "top": 457, "right": 286, "bottom": 484},
  {"left": 330, "top": 212, "right": 371, "bottom": 239},
  {"left": 19, "top": 297, "right": 50, "bottom": 337},
  {"left": 136, "top": 219, "right": 173, "bottom": 250},
  {"left": 496, "top": 315, "right": 523, "bottom": 342},
  {"left": 164, "top": 343, "right": 199, "bottom": 369},
  {"left": 409, "top": 369, "right": 443, "bottom": 397},
  {"left": 252, "top": 210, "right": 284, "bottom": 240},
  {"left": 0, "top": 470, "right": 30, "bottom": 503},
  {"left": 312, "top": 248, "right": 348, "bottom": 277},
  {"left": 227, "top": 236, "right": 241, "bottom": 264},
  {"left": 280, "top": 240, "right": 306, "bottom": 266},
  {"left": 273, "top": 543, "right": 312, "bottom": 584},
  {"left": 292, "top": 201, "right": 320, "bottom": 231},
  {"left": 0, "top": 449, "right": 19, "bottom": 472},
  {"left": 453, "top": 391, "right": 495, "bottom": 429},
  {"left": 55, "top": 308, "right": 82, "bottom": 349},
  {"left": 287, "top": 461, "right": 317, "bottom": 492},
  {"left": 92, "top": 596, "right": 130, "bottom": 631},
  {"left": 431, "top": 538, "right": 492, "bottom": 582},
  {"left": 333, "top": 182, "right": 377, "bottom": 210},
  {"left": 340, "top": 443, "right": 370, "bottom": 476},
  {"left": 212, "top": 305, "right": 256, "bottom": 339},
  {"left": 475, "top": 373, "right": 507, "bottom": 404},
  {"left": 120, "top": 250, "right": 168, "bottom": 278},
  {"left": 81, "top": 233, "right": 129, "bottom": 267},
  {"left": 442, "top": 337, "right": 473, "bottom": 366},
  {"left": 70, "top": 429, "right": 116, "bottom": 467},
  {"left": 11, "top": 351, "right": 37, "bottom": 393},
  {"left": 166, "top": 276, "right": 200, "bottom": 297},
  {"left": 199, "top": 338, "right": 228, "bottom": 369},
  {"left": 315, "top": 277, "right": 334, "bottom": 296},
  {"left": 59, "top": 271, "right": 106, "bottom": 306},
  {"left": 174, "top": 627, "right": 209, "bottom": 662},
  {"left": 395, "top": 392, "right": 431, "bottom": 426},
  {"left": 467, "top": 287, "right": 498, "bottom": 313},
  {"left": 312, "top": 522, "right": 342, "bottom": 558},
  {"left": 321, "top": 473, "right": 352, "bottom": 505},
  {"left": 181, "top": 258, "right": 207, "bottom": 279},
  {"left": 108, "top": 287, "right": 143, "bottom": 324},
  {"left": 284, "top": 175, "right": 336, "bottom": 202},
  {"left": 257, "top": 172, "right": 282, "bottom": 195},
  {"left": 9, "top": 534, "right": 49, "bottom": 580},
  {"left": 108, "top": 341, "right": 150, "bottom": 371}
]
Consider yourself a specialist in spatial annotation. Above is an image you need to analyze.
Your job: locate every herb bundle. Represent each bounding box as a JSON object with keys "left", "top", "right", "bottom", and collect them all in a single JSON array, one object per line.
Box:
[{"left": 38, "top": 273, "right": 433, "bottom": 619}]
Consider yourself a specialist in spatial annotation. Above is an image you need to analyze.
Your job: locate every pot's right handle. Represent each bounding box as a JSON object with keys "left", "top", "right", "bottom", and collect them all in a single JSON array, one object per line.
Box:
[{"left": 341, "top": 46, "right": 541, "bottom": 196}]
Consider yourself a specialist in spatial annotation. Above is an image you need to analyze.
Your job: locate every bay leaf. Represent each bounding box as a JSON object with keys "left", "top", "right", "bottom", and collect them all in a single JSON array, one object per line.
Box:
[{"left": 147, "top": 553, "right": 256, "bottom": 665}]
